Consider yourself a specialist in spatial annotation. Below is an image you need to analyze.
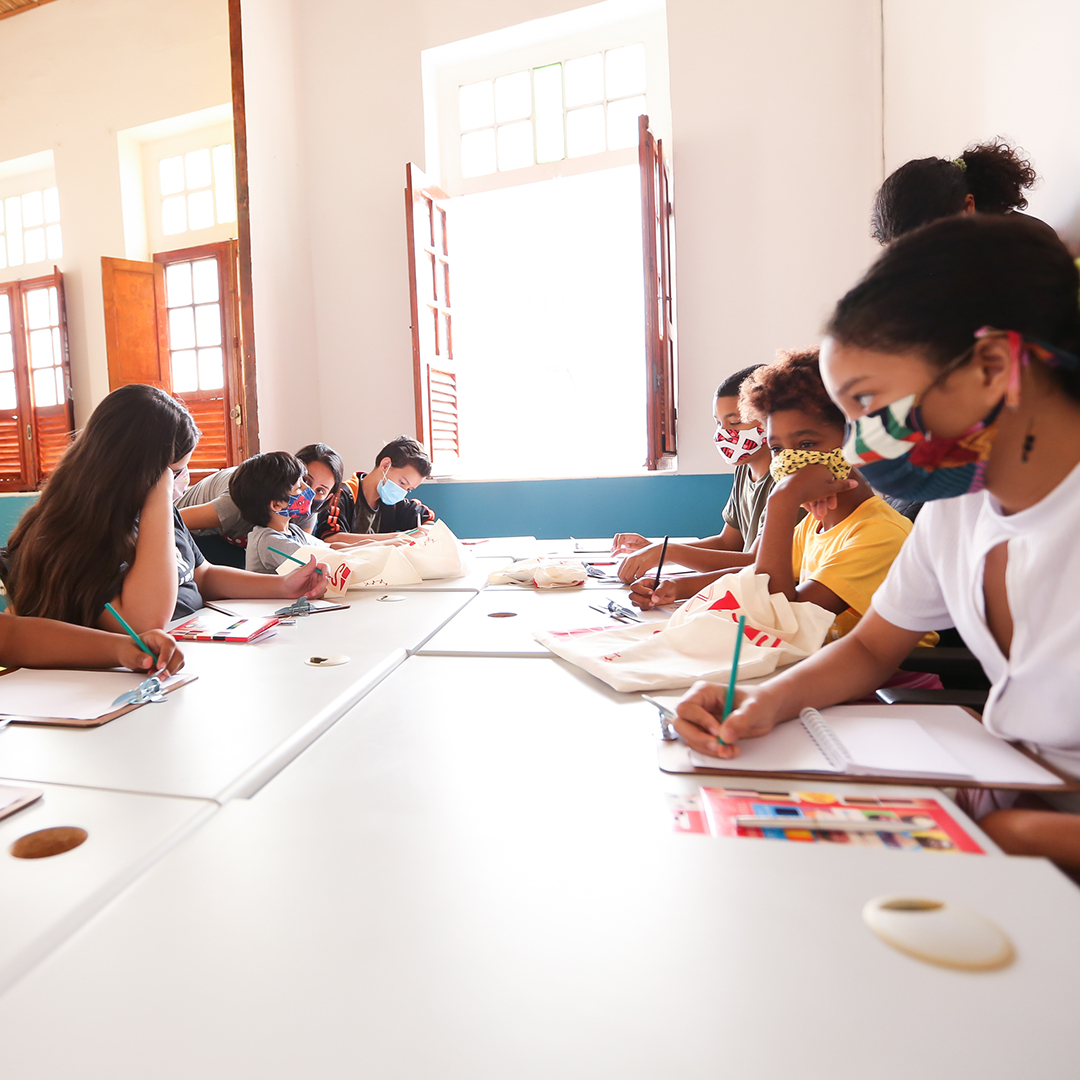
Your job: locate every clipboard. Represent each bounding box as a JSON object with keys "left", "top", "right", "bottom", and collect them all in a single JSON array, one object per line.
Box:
[
  {"left": 0, "top": 669, "right": 198, "bottom": 729},
  {"left": 0, "top": 784, "right": 44, "bottom": 822},
  {"left": 655, "top": 704, "right": 1080, "bottom": 793}
]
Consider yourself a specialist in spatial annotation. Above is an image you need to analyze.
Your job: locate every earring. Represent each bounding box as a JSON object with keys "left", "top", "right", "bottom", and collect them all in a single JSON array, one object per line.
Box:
[{"left": 1021, "top": 420, "right": 1036, "bottom": 464}]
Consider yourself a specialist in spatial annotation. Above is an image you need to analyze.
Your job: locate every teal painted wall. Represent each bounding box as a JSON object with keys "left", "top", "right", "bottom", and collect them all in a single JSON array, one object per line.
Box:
[
  {"left": 0, "top": 475, "right": 734, "bottom": 548},
  {"left": 420, "top": 473, "right": 733, "bottom": 540},
  {"left": 0, "top": 494, "right": 36, "bottom": 547}
]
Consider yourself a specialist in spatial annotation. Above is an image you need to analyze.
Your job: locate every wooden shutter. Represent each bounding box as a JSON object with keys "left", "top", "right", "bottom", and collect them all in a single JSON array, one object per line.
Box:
[
  {"left": 0, "top": 283, "right": 34, "bottom": 490},
  {"left": 639, "top": 114, "right": 678, "bottom": 469},
  {"left": 101, "top": 256, "right": 172, "bottom": 391},
  {"left": 405, "top": 162, "right": 459, "bottom": 466}
]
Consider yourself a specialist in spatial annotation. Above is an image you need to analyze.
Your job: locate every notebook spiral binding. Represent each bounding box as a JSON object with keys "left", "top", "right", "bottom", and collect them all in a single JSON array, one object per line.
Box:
[{"left": 799, "top": 708, "right": 852, "bottom": 771}]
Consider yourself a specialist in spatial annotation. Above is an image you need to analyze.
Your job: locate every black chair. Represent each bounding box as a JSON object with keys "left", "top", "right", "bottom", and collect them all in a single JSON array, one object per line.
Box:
[
  {"left": 193, "top": 534, "right": 247, "bottom": 569},
  {"left": 878, "top": 627, "right": 990, "bottom": 711}
]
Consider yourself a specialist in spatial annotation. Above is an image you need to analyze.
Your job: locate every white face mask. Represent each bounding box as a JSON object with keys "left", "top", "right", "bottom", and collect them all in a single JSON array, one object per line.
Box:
[
  {"left": 713, "top": 425, "right": 765, "bottom": 465},
  {"left": 171, "top": 466, "right": 190, "bottom": 502}
]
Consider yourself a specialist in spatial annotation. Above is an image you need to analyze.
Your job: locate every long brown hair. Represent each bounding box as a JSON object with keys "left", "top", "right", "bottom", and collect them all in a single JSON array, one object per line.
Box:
[{"left": 4, "top": 384, "right": 201, "bottom": 625}]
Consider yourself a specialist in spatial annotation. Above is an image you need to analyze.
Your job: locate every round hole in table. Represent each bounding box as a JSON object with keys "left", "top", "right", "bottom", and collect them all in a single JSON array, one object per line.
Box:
[
  {"left": 10, "top": 826, "right": 89, "bottom": 859},
  {"left": 487, "top": 612, "right": 518, "bottom": 618}
]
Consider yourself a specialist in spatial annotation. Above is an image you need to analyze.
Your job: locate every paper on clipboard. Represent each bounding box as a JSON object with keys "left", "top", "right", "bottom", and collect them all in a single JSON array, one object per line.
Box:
[{"left": 0, "top": 669, "right": 193, "bottom": 723}]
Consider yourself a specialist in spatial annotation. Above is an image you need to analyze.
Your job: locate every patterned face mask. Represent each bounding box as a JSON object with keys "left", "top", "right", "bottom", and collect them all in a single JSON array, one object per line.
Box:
[
  {"left": 769, "top": 447, "right": 851, "bottom": 485},
  {"left": 714, "top": 424, "right": 765, "bottom": 465},
  {"left": 842, "top": 328, "right": 1080, "bottom": 501},
  {"left": 281, "top": 485, "right": 316, "bottom": 519}
]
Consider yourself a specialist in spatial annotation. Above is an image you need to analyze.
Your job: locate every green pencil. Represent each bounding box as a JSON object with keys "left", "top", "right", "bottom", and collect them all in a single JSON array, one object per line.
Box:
[
  {"left": 105, "top": 602, "right": 156, "bottom": 663},
  {"left": 719, "top": 614, "right": 747, "bottom": 745},
  {"left": 268, "top": 547, "right": 324, "bottom": 575}
]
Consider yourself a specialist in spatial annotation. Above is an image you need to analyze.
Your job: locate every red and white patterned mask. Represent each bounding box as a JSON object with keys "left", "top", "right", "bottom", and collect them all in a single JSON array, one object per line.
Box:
[{"left": 713, "top": 425, "right": 765, "bottom": 465}]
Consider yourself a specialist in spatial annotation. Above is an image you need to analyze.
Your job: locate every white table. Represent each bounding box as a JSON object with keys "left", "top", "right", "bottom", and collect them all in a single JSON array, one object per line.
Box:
[
  {"left": 388, "top": 553, "right": 508, "bottom": 592},
  {"left": 0, "top": 656, "right": 1075, "bottom": 1077},
  {"left": 460, "top": 536, "right": 538, "bottom": 559},
  {"left": 417, "top": 587, "right": 667, "bottom": 657},
  {"left": 0, "top": 778, "right": 214, "bottom": 997},
  {"left": 0, "top": 591, "right": 473, "bottom": 801}
]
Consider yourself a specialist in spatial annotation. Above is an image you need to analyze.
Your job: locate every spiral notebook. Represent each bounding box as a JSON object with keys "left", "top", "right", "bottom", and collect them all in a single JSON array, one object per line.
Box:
[{"left": 672, "top": 704, "right": 1071, "bottom": 789}]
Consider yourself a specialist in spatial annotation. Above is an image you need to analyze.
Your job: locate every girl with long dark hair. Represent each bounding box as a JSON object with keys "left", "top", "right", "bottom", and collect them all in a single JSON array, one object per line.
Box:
[
  {"left": 5, "top": 384, "right": 326, "bottom": 631},
  {"left": 673, "top": 215, "right": 1080, "bottom": 870}
]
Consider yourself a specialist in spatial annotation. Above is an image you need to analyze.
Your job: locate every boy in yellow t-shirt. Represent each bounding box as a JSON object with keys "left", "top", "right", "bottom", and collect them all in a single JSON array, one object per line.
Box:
[{"left": 740, "top": 349, "right": 934, "bottom": 644}]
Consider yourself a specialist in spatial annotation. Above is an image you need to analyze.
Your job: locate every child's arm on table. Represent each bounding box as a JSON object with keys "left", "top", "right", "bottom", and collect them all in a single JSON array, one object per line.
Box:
[
  {"left": 195, "top": 556, "right": 329, "bottom": 601},
  {"left": 0, "top": 615, "right": 184, "bottom": 675},
  {"left": 102, "top": 470, "right": 178, "bottom": 633},
  {"left": 619, "top": 535, "right": 753, "bottom": 583},
  {"left": 178, "top": 503, "right": 221, "bottom": 531},
  {"left": 672, "top": 609, "right": 921, "bottom": 757}
]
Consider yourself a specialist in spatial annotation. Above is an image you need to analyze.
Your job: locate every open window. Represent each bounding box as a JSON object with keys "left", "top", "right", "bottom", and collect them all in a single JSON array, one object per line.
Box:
[
  {"left": 639, "top": 114, "right": 677, "bottom": 468},
  {"left": 405, "top": 162, "right": 459, "bottom": 469},
  {"left": 0, "top": 269, "right": 74, "bottom": 490},
  {"left": 102, "top": 241, "right": 247, "bottom": 480}
]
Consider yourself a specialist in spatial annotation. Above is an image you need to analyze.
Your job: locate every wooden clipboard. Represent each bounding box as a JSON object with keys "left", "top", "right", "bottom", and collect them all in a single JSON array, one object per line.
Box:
[
  {"left": 656, "top": 738, "right": 1080, "bottom": 792},
  {"left": 0, "top": 785, "right": 44, "bottom": 822},
  {"left": 0, "top": 671, "right": 199, "bottom": 729}
]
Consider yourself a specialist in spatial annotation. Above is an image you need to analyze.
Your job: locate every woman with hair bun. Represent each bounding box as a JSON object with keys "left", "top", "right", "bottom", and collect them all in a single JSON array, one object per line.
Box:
[
  {"left": 672, "top": 215, "right": 1080, "bottom": 871},
  {"left": 871, "top": 138, "right": 1046, "bottom": 244}
]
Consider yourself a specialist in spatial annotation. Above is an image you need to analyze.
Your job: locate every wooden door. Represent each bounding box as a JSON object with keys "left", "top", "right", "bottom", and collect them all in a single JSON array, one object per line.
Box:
[
  {"left": 405, "top": 162, "right": 459, "bottom": 467},
  {"left": 0, "top": 284, "right": 35, "bottom": 490},
  {"left": 639, "top": 114, "right": 678, "bottom": 469},
  {"left": 101, "top": 257, "right": 172, "bottom": 390},
  {"left": 154, "top": 241, "right": 245, "bottom": 480}
]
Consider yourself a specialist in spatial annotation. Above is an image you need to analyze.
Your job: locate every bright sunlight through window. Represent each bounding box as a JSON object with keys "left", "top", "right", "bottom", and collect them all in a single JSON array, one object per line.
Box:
[
  {"left": 159, "top": 145, "right": 237, "bottom": 237},
  {"left": 0, "top": 187, "right": 62, "bottom": 270}
]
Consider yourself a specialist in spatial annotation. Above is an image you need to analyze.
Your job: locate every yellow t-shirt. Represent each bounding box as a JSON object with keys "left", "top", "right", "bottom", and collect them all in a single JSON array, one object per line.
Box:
[{"left": 791, "top": 496, "right": 936, "bottom": 644}]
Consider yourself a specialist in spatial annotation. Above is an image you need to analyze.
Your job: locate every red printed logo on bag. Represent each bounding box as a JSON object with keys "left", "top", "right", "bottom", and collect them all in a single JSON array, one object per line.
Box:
[
  {"left": 706, "top": 591, "right": 781, "bottom": 649},
  {"left": 328, "top": 563, "right": 352, "bottom": 590}
]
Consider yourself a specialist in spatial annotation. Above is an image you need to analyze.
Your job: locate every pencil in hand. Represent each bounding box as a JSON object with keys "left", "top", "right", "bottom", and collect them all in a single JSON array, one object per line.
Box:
[
  {"left": 653, "top": 535, "right": 670, "bottom": 590},
  {"left": 268, "top": 547, "right": 325, "bottom": 575},
  {"left": 105, "top": 602, "right": 160, "bottom": 671}
]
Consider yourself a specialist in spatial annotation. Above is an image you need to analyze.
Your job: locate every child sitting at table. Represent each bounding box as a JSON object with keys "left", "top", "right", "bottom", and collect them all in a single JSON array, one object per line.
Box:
[
  {"left": 316, "top": 436, "right": 435, "bottom": 546},
  {"left": 3, "top": 385, "right": 327, "bottom": 631},
  {"left": 619, "top": 364, "right": 805, "bottom": 600},
  {"left": 230, "top": 452, "right": 331, "bottom": 574}
]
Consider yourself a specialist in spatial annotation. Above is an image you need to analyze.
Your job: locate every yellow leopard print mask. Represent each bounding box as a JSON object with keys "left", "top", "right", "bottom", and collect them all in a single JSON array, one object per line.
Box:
[{"left": 769, "top": 447, "right": 851, "bottom": 484}]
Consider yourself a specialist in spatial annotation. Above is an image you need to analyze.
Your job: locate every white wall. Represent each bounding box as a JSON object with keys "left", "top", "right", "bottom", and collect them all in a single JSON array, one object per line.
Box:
[
  {"left": 666, "top": 0, "right": 883, "bottom": 472},
  {"left": 884, "top": 0, "right": 1080, "bottom": 249},
  {"left": 0, "top": 0, "right": 232, "bottom": 424},
  {"left": 245, "top": 0, "right": 885, "bottom": 476}
]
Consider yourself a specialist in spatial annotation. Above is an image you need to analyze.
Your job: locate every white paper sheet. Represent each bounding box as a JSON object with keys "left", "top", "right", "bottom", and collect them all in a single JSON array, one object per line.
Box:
[{"left": 0, "top": 670, "right": 185, "bottom": 721}]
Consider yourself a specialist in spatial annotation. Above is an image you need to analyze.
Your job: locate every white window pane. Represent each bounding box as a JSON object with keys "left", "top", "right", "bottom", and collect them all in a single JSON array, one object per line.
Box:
[
  {"left": 5, "top": 197, "right": 23, "bottom": 265},
  {"left": 494, "top": 71, "right": 531, "bottom": 123},
  {"left": 194, "top": 303, "right": 222, "bottom": 347},
  {"left": 159, "top": 156, "right": 185, "bottom": 196},
  {"left": 168, "top": 306, "right": 196, "bottom": 350},
  {"left": 43, "top": 187, "right": 60, "bottom": 223},
  {"left": 191, "top": 258, "right": 219, "bottom": 303},
  {"left": 198, "top": 347, "right": 224, "bottom": 390},
  {"left": 52, "top": 326, "right": 61, "bottom": 364},
  {"left": 21, "top": 191, "right": 44, "bottom": 228},
  {"left": 605, "top": 43, "right": 647, "bottom": 99},
  {"left": 187, "top": 189, "right": 215, "bottom": 231},
  {"left": 171, "top": 350, "right": 198, "bottom": 393},
  {"left": 566, "top": 105, "right": 606, "bottom": 158},
  {"left": 49, "top": 287, "right": 58, "bottom": 326},
  {"left": 0, "top": 297, "right": 9, "bottom": 333},
  {"left": 533, "top": 64, "right": 564, "bottom": 163},
  {"left": 496, "top": 120, "right": 534, "bottom": 172},
  {"left": 460, "top": 129, "right": 497, "bottom": 178},
  {"left": 6, "top": 235, "right": 23, "bottom": 268},
  {"left": 33, "top": 365, "right": 57, "bottom": 407},
  {"left": 458, "top": 80, "right": 494, "bottom": 130},
  {"left": 23, "top": 228, "right": 45, "bottom": 264},
  {"left": 564, "top": 54, "right": 603, "bottom": 107},
  {"left": 0, "top": 241, "right": 6, "bottom": 271},
  {"left": 162, "top": 195, "right": 187, "bottom": 235},
  {"left": 25, "top": 288, "right": 51, "bottom": 330},
  {"left": 46, "top": 223, "right": 63, "bottom": 260},
  {"left": 0, "top": 372, "right": 15, "bottom": 411},
  {"left": 606, "top": 95, "right": 647, "bottom": 151},
  {"left": 29, "top": 327, "right": 53, "bottom": 368},
  {"left": 185, "top": 148, "right": 212, "bottom": 191},
  {"left": 55, "top": 367, "right": 65, "bottom": 405},
  {"left": 0, "top": 333, "right": 13, "bottom": 371},
  {"left": 165, "top": 262, "right": 193, "bottom": 308},
  {"left": 212, "top": 145, "right": 237, "bottom": 224}
]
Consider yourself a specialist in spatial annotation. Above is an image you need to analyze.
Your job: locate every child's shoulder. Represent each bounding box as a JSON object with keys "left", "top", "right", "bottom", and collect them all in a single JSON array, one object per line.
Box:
[{"left": 846, "top": 495, "right": 913, "bottom": 536}]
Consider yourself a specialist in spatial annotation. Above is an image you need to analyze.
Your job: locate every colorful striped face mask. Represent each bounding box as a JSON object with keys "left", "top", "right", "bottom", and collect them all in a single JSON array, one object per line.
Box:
[{"left": 842, "top": 329, "right": 1076, "bottom": 502}]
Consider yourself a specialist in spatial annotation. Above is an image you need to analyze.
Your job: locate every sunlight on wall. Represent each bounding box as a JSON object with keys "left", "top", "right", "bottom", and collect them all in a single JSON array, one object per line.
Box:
[{"left": 449, "top": 163, "right": 646, "bottom": 479}]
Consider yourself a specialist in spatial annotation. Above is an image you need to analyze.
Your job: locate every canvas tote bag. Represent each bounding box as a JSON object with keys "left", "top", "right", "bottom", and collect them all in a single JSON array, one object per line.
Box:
[{"left": 532, "top": 569, "right": 835, "bottom": 692}]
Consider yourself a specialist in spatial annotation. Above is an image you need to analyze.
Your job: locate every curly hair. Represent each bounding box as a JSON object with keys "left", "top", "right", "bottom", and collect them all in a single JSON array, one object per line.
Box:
[
  {"left": 739, "top": 348, "right": 846, "bottom": 430},
  {"left": 871, "top": 139, "right": 1037, "bottom": 244}
]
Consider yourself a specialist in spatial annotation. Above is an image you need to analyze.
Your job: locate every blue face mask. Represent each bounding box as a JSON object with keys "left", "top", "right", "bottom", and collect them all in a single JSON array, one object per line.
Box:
[
  {"left": 281, "top": 485, "right": 316, "bottom": 519},
  {"left": 377, "top": 470, "right": 409, "bottom": 506}
]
